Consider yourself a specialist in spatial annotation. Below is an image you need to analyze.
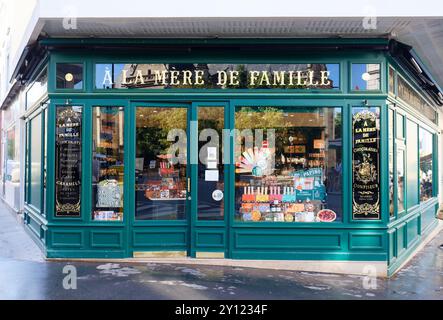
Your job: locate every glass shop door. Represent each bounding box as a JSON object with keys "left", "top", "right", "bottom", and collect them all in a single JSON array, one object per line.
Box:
[
  {"left": 132, "top": 101, "right": 229, "bottom": 258},
  {"left": 189, "top": 102, "right": 229, "bottom": 258},
  {"left": 132, "top": 102, "right": 191, "bottom": 258}
]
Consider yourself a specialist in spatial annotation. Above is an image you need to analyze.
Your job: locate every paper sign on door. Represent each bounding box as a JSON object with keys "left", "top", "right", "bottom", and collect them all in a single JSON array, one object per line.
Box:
[
  {"left": 205, "top": 170, "right": 219, "bottom": 181},
  {"left": 207, "top": 147, "right": 217, "bottom": 161}
]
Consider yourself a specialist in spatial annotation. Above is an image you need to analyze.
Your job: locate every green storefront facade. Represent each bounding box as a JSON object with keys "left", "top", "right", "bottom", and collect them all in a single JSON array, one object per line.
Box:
[{"left": 22, "top": 38, "right": 441, "bottom": 276}]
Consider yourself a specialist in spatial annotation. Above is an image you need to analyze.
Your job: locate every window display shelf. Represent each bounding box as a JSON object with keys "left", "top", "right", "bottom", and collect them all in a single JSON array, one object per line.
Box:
[{"left": 146, "top": 197, "right": 186, "bottom": 201}]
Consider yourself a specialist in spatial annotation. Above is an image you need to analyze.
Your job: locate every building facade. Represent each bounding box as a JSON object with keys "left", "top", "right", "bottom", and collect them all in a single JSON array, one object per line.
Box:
[{"left": 1, "top": 1, "right": 443, "bottom": 277}]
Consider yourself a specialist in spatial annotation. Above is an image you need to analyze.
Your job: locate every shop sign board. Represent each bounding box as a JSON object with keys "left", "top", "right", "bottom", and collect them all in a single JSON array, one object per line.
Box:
[
  {"left": 55, "top": 106, "right": 82, "bottom": 217},
  {"left": 352, "top": 108, "right": 380, "bottom": 220},
  {"left": 95, "top": 63, "right": 340, "bottom": 90}
]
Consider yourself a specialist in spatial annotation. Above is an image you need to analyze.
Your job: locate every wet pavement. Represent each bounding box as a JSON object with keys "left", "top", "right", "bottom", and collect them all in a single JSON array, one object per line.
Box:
[{"left": 1, "top": 201, "right": 443, "bottom": 300}]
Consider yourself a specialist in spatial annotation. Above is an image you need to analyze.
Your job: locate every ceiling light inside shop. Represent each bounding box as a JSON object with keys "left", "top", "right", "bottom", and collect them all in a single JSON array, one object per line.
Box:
[{"left": 65, "top": 73, "right": 73, "bottom": 82}]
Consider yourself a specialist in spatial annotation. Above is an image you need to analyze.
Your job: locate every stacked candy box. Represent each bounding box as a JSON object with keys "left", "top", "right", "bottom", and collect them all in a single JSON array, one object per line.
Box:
[
  {"left": 241, "top": 186, "right": 256, "bottom": 202},
  {"left": 282, "top": 187, "right": 297, "bottom": 203},
  {"left": 255, "top": 187, "right": 269, "bottom": 202},
  {"left": 269, "top": 186, "right": 282, "bottom": 202}
]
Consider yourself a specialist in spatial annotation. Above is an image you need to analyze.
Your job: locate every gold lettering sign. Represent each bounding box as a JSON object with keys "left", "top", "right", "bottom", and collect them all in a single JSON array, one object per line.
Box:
[
  {"left": 55, "top": 106, "right": 82, "bottom": 217},
  {"left": 96, "top": 63, "right": 339, "bottom": 90},
  {"left": 352, "top": 108, "right": 381, "bottom": 220}
]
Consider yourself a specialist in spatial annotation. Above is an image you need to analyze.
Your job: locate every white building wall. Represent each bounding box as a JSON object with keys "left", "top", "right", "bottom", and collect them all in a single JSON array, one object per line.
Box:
[
  {"left": 0, "top": 0, "right": 37, "bottom": 103},
  {"left": 0, "top": 91, "right": 24, "bottom": 211},
  {"left": 0, "top": 0, "right": 36, "bottom": 212}
]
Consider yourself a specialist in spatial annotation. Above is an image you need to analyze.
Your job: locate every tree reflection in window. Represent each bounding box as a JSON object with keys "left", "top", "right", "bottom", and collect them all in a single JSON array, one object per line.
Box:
[
  {"left": 234, "top": 107, "right": 342, "bottom": 223},
  {"left": 419, "top": 128, "right": 433, "bottom": 202}
]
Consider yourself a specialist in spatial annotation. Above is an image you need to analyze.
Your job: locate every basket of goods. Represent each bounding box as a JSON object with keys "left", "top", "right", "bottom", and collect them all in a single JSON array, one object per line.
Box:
[
  {"left": 240, "top": 203, "right": 253, "bottom": 213},
  {"left": 258, "top": 203, "right": 270, "bottom": 213},
  {"left": 304, "top": 202, "right": 316, "bottom": 222},
  {"left": 284, "top": 213, "right": 294, "bottom": 222},
  {"left": 317, "top": 209, "right": 337, "bottom": 222},
  {"left": 159, "top": 165, "right": 174, "bottom": 175},
  {"left": 242, "top": 212, "right": 252, "bottom": 221},
  {"left": 251, "top": 210, "right": 262, "bottom": 222},
  {"left": 287, "top": 203, "right": 305, "bottom": 213}
]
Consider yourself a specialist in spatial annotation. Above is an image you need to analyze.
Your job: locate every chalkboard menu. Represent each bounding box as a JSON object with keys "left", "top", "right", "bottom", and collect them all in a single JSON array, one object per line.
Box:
[
  {"left": 55, "top": 106, "right": 82, "bottom": 217},
  {"left": 352, "top": 108, "right": 380, "bottom": 220}
]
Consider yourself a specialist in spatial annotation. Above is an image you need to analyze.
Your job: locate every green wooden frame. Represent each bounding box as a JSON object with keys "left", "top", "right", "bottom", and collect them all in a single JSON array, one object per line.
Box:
[{"left": 17, "top": 38, "right": 439, "bottom": 273}]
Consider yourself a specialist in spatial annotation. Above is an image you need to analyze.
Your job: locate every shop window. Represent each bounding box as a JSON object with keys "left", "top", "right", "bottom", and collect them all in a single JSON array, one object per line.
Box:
[
  {"left": 55, "top": 106, "right": 82, "bottom": 217},
  {"left": 135, "top": 107, "right": 188, "bottom": 220},
  {"left": 43, "top": 106, "right": 48, "bottom": 215},
  {"left": 388, "top": 109, "right": 394, "bottom": 217},
  {"left": 95, "top": 64, "right": 125, "bottom": 89},
  {"left": 419, "top": 128, "right": 433, "bottom": 202},
  {"left": 234, "top": 107, "right": 342, "bottom": 223},
  {"left": 351, "top": 63, "right": 380, "bottom": 91},
  {"left": 396, "top": 113, "right": 404, "bottom": 139},
  {"left": 406, "top": 120, "right": 419, "bottom": 209},
  {"left": 5, "top": 125, "right": 21, "bottom": 210},
  {"left": 24, "top": 122, "right": 29, "bottom": 202},
  {"left": 397, "top": 149, "right": 405, "bottom": 213},
  {"left": 29, "top": 114, "right": 42, "bottom": 211},
  {"left": 198, "top": 107, "right": 225, "bottom": 220},
  {"left": 388, "top": 67, "right": 395, "bottom": 95},
  {"left": 56, "top": 63, "right": 83, "bottom": 89},
  {"left": 395, "top": 112, "right": 406, "bottom": 215},
  {"left": 92, "top": 106, "right": 124, "bottom": 221}
]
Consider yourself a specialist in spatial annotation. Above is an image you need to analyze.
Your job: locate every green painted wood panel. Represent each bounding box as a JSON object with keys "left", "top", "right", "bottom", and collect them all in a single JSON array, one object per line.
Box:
[{"left": 349, "top": 233, "right": 384, "bottom": 250}]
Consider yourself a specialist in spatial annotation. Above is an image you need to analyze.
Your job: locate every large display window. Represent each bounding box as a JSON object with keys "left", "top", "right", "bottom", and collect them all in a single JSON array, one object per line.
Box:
[
  {"left": 234, "top": 106, "right": 342, "bottom": 223},
  {"left": 30, "top": 114, "right": 42, "bottom": 210},
  {"left": 135, "top": 107, "right": 188, "bottom": 220},
  {"left": 406, "top": 119, "right": 419, "bottom": 209},
  {"left": 419, "top": 128, "right": 433, "bottom": 202},
  {"left": 388, "top": 108, "right": 394, "bottom": 217},
  {"left": 397, "top": 149, "right": 405, "bottom": 213},
  {"left": 92, "top": 106, "right": 124, "bottom": 221},
  {"left": 396, "top": 113, "right": 406, "bottom": 214}
]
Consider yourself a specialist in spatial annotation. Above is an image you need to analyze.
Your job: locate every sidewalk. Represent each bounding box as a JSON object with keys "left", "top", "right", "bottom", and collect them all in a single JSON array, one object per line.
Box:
[
  {"left": 0, "top": 222, "right": 442, "bottom": 299},
  {"left": 0, "top": 198, "right": 442, "bottom": 273},
  {"left": 0, "top": 200, "right": 44, "bottom": 262},
  {"left": 1, "top": 199, "right": 443, "bottom": 299}
]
